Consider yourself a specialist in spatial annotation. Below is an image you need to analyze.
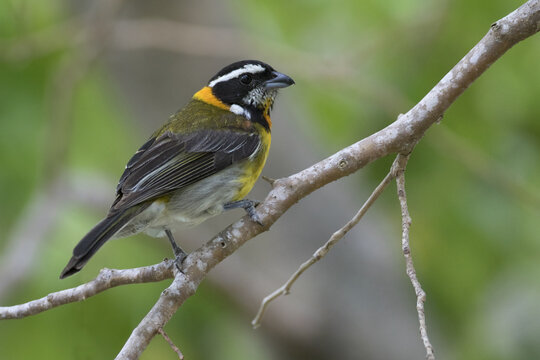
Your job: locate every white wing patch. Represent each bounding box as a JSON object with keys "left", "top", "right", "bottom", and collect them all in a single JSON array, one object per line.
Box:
[{"left": 209, "top": 64, "right": 265, "bottom": 88}]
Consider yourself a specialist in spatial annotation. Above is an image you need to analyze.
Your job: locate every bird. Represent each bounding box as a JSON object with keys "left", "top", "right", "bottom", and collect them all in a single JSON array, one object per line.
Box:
[{"left": 60, "top": 60, "right": 294, "bottom": 279}]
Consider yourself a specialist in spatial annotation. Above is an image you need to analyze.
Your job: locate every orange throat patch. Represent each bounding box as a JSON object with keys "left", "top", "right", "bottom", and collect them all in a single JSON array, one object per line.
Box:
[{"left": 193, "top": 86, "right": 273, "bottom": 129}]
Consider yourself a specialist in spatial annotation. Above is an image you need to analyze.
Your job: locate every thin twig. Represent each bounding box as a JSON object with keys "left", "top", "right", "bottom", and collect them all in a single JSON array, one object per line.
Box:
[
  {"left": 0, "top": 260, "right": 175, "bottom": 319},
  {"left": 261, "top": 175, "right": 276, "bottom": 186},
  {"left": 395, "top": 154, "right": 435, "bottom": 360},
  {"left": 158, "top": 328, "right": 184, "bottom": 360},
  {"left": 252, "top": 156, "right": 400, "bottom": 328}
]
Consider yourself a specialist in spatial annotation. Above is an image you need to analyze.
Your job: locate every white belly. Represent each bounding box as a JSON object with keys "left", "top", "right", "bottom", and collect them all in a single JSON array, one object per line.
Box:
[{"left": 117, "top": 163, "right": 248, "bottom": 239}]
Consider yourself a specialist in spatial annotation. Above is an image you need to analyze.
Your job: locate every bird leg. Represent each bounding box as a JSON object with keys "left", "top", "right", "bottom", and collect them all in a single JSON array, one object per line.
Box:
[
  {"left": 165, "top": 229, "right": 187, "bottom": 270},
  {"left": 223, "top": 199, "right": 264, "bottom": 226}
]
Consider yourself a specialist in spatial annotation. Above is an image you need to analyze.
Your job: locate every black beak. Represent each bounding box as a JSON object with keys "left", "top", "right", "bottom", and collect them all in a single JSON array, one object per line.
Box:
[{"left": 264, "top": 71, "right": 295, "bottom": 90}]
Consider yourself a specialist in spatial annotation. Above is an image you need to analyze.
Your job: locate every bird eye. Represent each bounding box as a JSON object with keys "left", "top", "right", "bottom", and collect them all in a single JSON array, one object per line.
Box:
[{"left": 239, "top": 74, "right": 252, "bottom": 85}]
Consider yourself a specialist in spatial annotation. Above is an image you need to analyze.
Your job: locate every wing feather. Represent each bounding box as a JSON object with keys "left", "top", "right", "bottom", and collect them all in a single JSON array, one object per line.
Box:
[{"left": 111, "top": 129, "right": 260, "bottom": 210}]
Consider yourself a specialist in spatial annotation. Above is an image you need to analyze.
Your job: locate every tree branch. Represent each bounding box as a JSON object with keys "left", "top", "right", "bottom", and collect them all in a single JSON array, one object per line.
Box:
[
  {"left": 251, "top": 155, "right": 399, "bottom": 328},
  {"left": 394, "top": 154, "right": 435, "bottom": 359},
  {"left": 158, "top": 328, "right": 184, "bottom": 360},
  {"left": 0, "top": 260, "right": 174, "bottom": 320}
]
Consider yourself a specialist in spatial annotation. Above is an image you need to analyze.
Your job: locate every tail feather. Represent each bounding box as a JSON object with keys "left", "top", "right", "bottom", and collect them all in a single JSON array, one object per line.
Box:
[{"left": 60, "top": 205, "right": 147, "bottom": 279}]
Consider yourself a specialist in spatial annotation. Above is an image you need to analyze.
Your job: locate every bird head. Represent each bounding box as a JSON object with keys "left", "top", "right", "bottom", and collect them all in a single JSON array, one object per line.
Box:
[{"left": 208, "top": 60, "right": 295, "bottom": 113}]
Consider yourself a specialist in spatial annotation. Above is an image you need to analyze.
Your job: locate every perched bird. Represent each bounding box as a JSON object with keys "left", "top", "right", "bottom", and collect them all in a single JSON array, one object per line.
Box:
[{"left": 60, "top": 60, "right": 294, "bottom": 279}]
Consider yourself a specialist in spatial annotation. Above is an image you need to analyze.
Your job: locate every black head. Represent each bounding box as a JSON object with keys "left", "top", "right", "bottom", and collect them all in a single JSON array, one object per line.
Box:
[{"left": 208, "top": 60, "right": 294, "bottom": 109}]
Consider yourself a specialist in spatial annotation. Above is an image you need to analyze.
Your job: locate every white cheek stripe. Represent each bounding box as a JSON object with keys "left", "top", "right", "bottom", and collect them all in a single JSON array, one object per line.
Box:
[
  {"left": 209, "top": 64, "right": 265, "bottom": 88},
  {"left": 229, "top": 104, "right": 244, "bottom": 115},
  {"left": 229, "top": 104, "right": 251, "bottom": 120}
]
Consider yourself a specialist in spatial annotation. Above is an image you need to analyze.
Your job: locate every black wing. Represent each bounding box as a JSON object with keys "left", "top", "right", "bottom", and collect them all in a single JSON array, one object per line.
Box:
[{"left": 111, "top": 129, "right": 260, "bottom": 210}]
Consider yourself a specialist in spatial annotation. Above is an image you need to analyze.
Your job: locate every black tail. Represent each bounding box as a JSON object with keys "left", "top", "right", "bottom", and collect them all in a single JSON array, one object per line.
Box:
[{"left": 60, "top": 206, "right": 146, "bottom": 279}]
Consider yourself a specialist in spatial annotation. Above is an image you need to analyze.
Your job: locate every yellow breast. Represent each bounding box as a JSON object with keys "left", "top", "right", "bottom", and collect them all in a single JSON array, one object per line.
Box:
[{"left": 234, "top": 123, "right": 271, "bottom": 200}]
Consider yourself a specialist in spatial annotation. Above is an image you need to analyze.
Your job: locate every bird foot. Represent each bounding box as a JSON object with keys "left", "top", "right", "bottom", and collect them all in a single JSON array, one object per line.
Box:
[
  {"left": 165, "top": 229, "right": 188, "bottom": 273},
  {"left": 224, "top": 199, "right": 264, "bottom": 226}
]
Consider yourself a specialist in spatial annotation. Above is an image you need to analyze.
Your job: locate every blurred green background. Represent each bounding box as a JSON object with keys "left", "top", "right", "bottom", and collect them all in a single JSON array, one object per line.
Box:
[{"left": 1, "top": 0, "right": 540, "bottom": 359}]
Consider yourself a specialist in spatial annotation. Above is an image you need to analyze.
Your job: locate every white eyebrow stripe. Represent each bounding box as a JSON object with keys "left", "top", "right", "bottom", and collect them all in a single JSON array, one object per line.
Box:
[{"left": 208, "top": 64, "right": 265, "bottom": 87}]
